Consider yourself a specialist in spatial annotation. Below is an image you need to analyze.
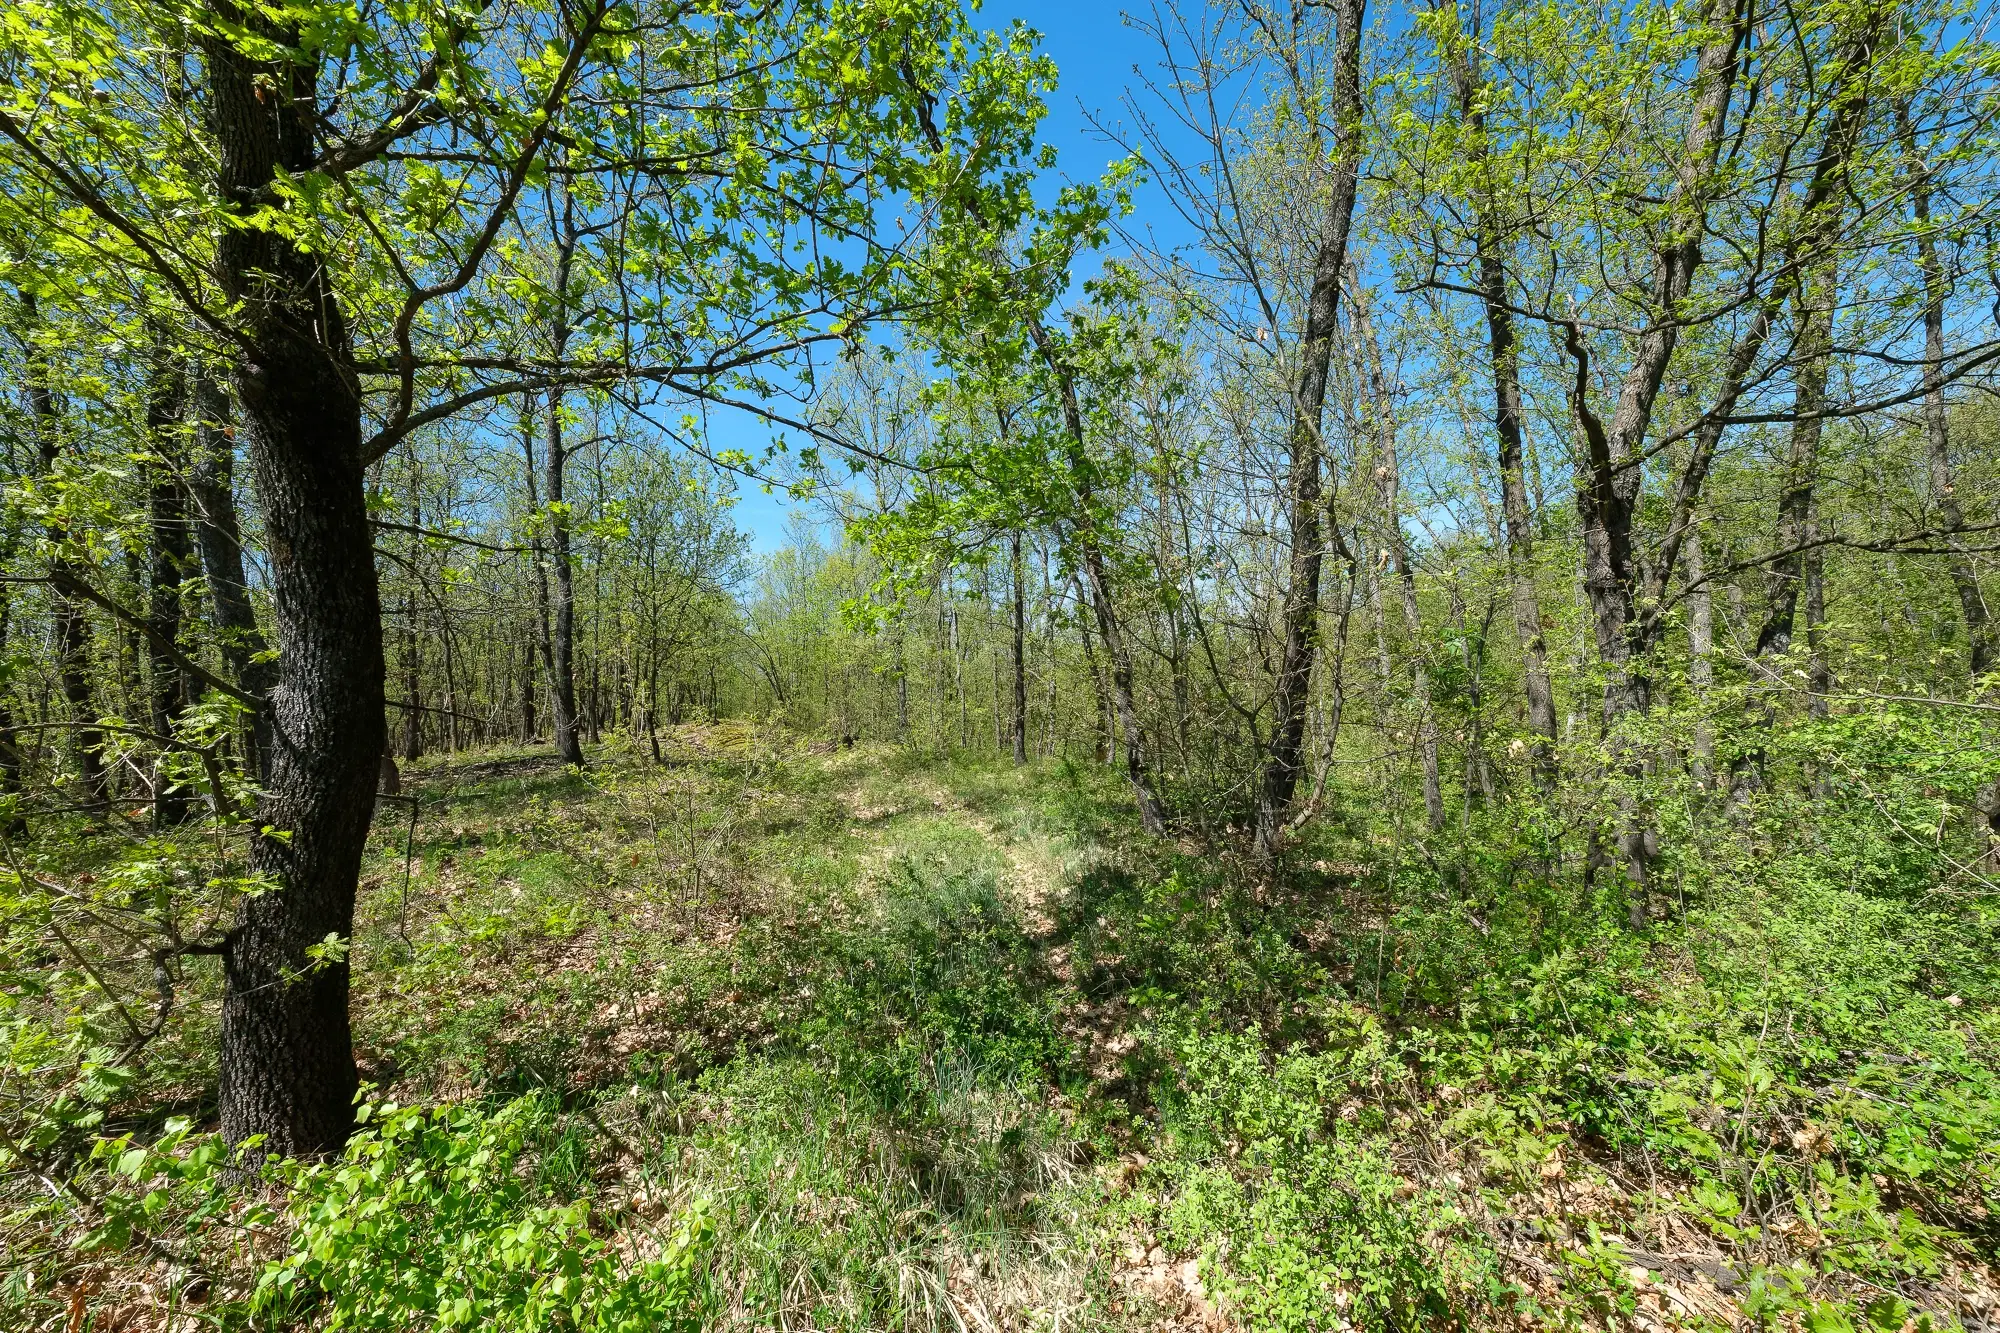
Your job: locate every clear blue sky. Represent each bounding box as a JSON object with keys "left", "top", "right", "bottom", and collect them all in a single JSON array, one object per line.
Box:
[{"left": 722, "top": 0, "right": 1175, "bottom": 555}]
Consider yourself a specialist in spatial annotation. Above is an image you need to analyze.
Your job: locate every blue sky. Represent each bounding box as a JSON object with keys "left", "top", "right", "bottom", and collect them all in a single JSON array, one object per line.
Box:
[{"left": 721, "top": 0, "right": 1176, "bottom": 555}]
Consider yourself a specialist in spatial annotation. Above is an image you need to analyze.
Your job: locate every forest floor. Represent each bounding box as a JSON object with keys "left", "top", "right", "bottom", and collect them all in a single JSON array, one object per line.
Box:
[
  {"left": 39, "top": 724, "right": 2000, "bottom": 1331},
  {"left": 347, "top": 726, "right": 1207, "bottom": 1330}
]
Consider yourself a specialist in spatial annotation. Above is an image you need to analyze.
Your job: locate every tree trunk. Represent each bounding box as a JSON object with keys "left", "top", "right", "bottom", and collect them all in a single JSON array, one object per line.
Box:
[
  {"left": 894, "top": 621, "right": 910, "bottom": 742},
  {"left": 1078, "top": 544, "right": 1167, "bottom": 832},
  {"left": 0, "top": 516, "right": 27, "bottom": 835},
  {"left": 402, "top": 585, "right": 422, "bottom": 762},
  {"left": 1904, "top": 108, "right": 2000, "bottom": 861},
  {"left": 1686, "top": 520, "right": 1716, "bottom": 788},
  {"left": 1734, "top": 255, "right": 1836, "bottom": 800},
  {"left": 519, "top": 399, "right": 557, "bottom": 751},
  {"left": 1907, "top": 131, "right": 1994, "bottom": 685},
  {"left": 1011, "top": 531, "right": 1027, "bottom": 765},
  {"left": 1805, "top": 544, "right": 1830, "bottom": 722},
  {"left": 1351, "top": 269, "right": 1445, "bottom": 832},
  {"left": 1073, "top": 576, "right": 1112, "bottom": 764},
  {"left": 187, "top": 374, "right": 275, "bottom": 775},
  {"left": 209, "top": 6, "right": 383, "bottom": 1157},
  {"left": 1445, "top": 27, "right": 1557, "bottom": 788},
  {"left": 543, "top": 207, "right": 584, "bottom": 768},
  {"left": 544, "top": 416, "right": 582, "bottom": 765},
  {"left": 1251, "top": 0, "right": 1365, "bottom": 859},
  {"left": 1024, "top": 309, "right": 1168, "bottom": 832},
  {"left": 1558, "top": 0, "right": 1749, "bottom": 921},
  {"left": 146, "top": 332, "right": 194, "bottom": 826},
  {"left": 1570, "top": 0, "right": 1749, "bottom": 726},
  {"left": 520, "top": 618, "right": 539, "bottom": 742},
  {"left": 21, "top": 293, "right": 109, "bottom": 807}
]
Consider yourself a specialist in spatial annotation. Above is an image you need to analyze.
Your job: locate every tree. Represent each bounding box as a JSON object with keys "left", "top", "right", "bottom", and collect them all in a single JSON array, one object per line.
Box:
[{"left": 0, "top": 0, "right": 1051, "bottom": 1154}]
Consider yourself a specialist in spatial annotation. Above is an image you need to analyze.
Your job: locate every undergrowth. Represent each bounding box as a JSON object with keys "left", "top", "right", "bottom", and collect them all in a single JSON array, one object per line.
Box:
[{"left": 4, "top": 722, "right": 1997, "bottom": 1329}]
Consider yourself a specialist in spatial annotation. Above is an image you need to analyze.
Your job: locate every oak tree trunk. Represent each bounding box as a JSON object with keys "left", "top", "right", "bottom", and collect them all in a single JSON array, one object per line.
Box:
[{"left": 209, "top": 4, "right": 383, "bottom": 1157}]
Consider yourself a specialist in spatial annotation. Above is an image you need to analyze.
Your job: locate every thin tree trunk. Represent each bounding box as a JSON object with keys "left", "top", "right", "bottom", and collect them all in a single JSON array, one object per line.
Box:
[
  {"left": 1570, "top": 0, "right": 1749, "bottom": 730},
  {"left": 519, "top": 617, "right": 537, "bottom": 742},
  {"left": 1074, "top": 576, "right": 1112, "bottom": 765},
  {"left": 146, "top": 332, "right": 194, "bottom": 826},
  {"left": 894, "top": 621, "right": 910, "bottom": 742},
  {"left": 21, "top": 293, "right": 108, "bottom": 807},
  {"left": 544, "top": 195, "right": 584, "bottom": 768},
  {"left": 519, "top": 400, "right": 556, "bottom": 749},
  {"left": 0, "top": 505, "right": 27, "bottom": 834},
  {"left": 210, "top": 1, "right": 383, "bottom": 1156},
  {"left": 1351, "top": 270, "right": 1445, "bottom": 831},
  {"left": 1687, "top": 520, "right": 1716, "bottom": 787},
  {"left": 1906, "top": 133, "right": 1994, "bottom": 682},
  {"left": 1445, "top": 26, "right": 1557, "bottom": 787},
  {"left": 1451, "top": 585, "right": 1497, "bottom": 815},
  {"left": 1735, "top": 255, "right": 1836, "bottom": 799},
  {"left": 440, "top": 589, "right": 460, "bottom": 754},
  {"left": 1025, "top": 313, "right": 1169, "bottom": 832},
  {"left": 1805, "top": 544, "right": 1830, "bottom": 722},
  {"left": 401, "top": 475, "right": 424, "bottom": 763},
  {"left": 544, "top": 397, "right": 582, "bottom": 765},
  {"left": 1011, "top": 531, "right": 1027, "bottom": 765},
  {"left": 1301, "top": 513, "right": 1359, "bottom": 816},
  {"left": 187, "top": 373, "right": 275, "bottom": 775},
  {"left": 0, "top": 604, "right": 22, "bottom": 835},
  {"left": 1556, "top": 0, "right": 1750, "bottom": 920},
  {"left": 1904, "top": 107, "right": 2000, "bottom": 860},
  {"left": 402, "top": 586, "right": 422, "bottom": 762},
  {"left": 1042, "top": 545, "right": 1058, "bottom": 757},
  {"left": 1251, "top": 0, "right": 1366, "bottom": 859}
]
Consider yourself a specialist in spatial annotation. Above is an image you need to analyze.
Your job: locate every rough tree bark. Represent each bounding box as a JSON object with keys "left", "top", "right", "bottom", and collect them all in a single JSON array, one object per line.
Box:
[{"left": 208, "top": 1, "right": 384, "bottom": 1157}]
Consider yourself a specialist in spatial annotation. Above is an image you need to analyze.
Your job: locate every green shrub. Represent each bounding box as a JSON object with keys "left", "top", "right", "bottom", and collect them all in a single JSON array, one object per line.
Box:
[
  {"left": 1146, "top": 1014, "right": 1504, "bottom": 1330},
  {"left": 255, "top": 1094, "right": 711, "bottom": 1332}
]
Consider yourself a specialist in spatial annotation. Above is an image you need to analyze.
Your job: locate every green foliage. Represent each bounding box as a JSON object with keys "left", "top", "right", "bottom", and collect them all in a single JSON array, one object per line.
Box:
[
  {"left": 81, "top": 1117, "right": 245, "bottom": 1255},
  {"left": 256, "top": 1094, "right": 712, "bottom": 1332},
  {"left": 1147, "top": 1016, "right": 1504, "bottom": 1331}
]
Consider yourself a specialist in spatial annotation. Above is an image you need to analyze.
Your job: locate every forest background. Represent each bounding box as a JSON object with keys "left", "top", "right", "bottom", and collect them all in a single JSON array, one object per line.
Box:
[{"left": 4, "top": 0, "right": 2000, "bottom": 1326}]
